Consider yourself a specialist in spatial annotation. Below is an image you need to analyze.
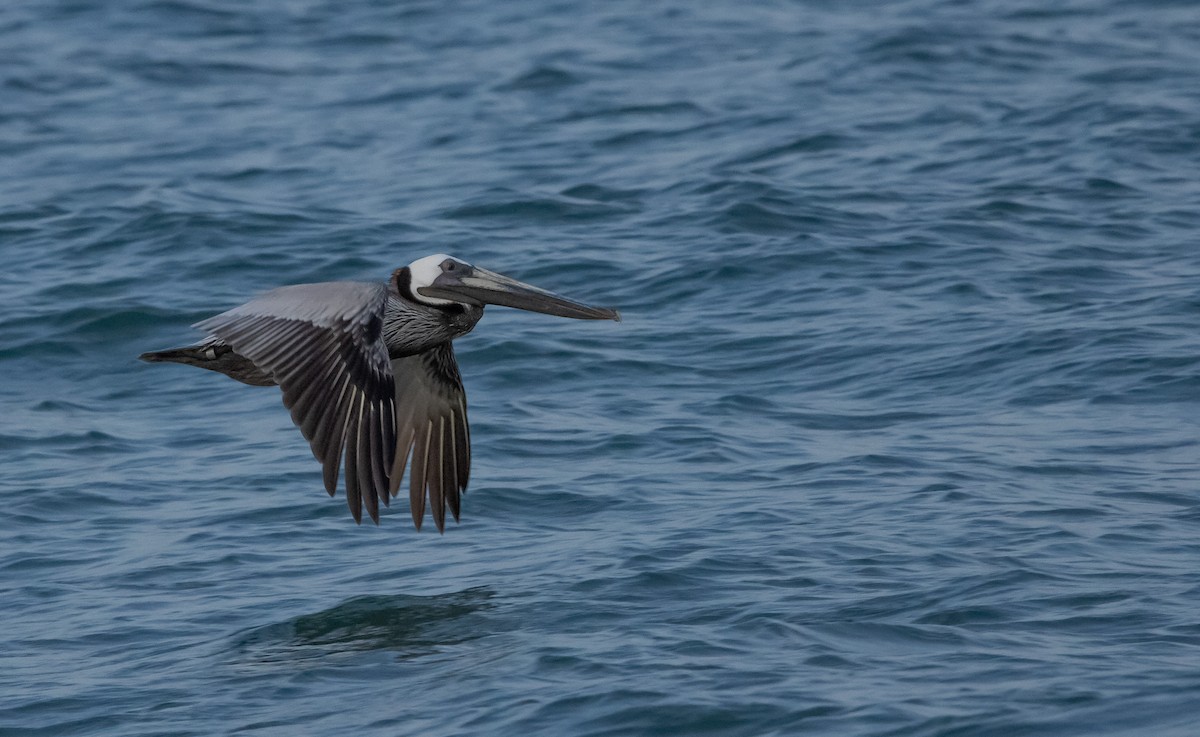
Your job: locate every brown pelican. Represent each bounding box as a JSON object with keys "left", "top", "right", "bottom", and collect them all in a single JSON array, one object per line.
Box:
[{"left": 140, "top": 254, "right": 619, "bottom": 531}]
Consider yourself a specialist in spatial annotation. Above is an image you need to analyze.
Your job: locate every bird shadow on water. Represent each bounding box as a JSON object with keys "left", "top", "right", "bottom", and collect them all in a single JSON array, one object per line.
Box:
[{"left": 227, "top": 587, "right": 497, "bottom": 666}]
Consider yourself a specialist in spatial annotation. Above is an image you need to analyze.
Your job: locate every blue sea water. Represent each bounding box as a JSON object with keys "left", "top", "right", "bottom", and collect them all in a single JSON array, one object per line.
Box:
[{"left": 3, "top": 0, "right": 1200, "bottom": 734}]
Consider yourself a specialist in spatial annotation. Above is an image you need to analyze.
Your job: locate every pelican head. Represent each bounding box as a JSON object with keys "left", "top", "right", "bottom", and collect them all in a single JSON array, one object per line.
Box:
[{"left": 406, "top": 254, "right": 620, "bottom": 321}]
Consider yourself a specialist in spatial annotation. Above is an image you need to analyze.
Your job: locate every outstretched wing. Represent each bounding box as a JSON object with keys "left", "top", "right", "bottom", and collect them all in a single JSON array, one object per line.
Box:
[
  {"left": 195, "top": 281, "right": 397, "bottom": 524},
  {"left": 389, "top": 343, "right": 470, "bottom": 533}
]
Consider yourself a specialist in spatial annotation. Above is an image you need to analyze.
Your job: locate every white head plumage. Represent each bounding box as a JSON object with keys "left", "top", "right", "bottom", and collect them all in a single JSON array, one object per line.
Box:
[{"left": 407, "top": 253, "right": 469, "bottom": 306}]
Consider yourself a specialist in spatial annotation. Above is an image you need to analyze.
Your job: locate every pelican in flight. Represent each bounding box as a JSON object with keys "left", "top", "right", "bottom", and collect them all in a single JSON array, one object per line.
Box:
[{"left": 141, "top": 254, "right": 619, "bottom": 531}]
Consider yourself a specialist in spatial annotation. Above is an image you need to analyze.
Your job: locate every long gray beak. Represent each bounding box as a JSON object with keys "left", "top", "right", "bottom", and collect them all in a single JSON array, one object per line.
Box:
[{"left": 418, "top": 265, "right": 621, "bottom": 321}]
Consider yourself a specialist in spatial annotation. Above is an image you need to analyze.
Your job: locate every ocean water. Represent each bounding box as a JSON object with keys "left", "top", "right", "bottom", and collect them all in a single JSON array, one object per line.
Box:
[{"left": 3, "top": 0, "right": 1200, "bottom": 734}]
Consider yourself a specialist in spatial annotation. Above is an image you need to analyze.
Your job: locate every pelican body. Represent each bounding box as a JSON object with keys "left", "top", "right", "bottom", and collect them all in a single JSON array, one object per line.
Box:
[{"left": 141, "top": 254, "right": 619, "bottom": 531}]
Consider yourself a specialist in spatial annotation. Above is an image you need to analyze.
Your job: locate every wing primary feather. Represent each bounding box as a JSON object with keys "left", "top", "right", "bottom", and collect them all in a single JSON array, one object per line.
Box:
[
  {"left": 389, "top": 404, "right": 416, "bottom": 498},
  {"left": 444, "top": 412, "right": 460, "bottom": 522},
  {"left": 284, "top": 340, "right": 348, "bottom": 472},
  {"left": 354, "top": 394, "right": 376, "bottom": 524},
  {"left": 376, "top": 398, "right": 395, "bottom": 501},
  {"left": 285, "top": 333, "right": 341, "bottom": 415},
  {"left": 370, "top": 404, "right": 388, "bottom": 520},
  {"left": 314, "top": 372, "right": 353, "bottom": 495},
  {"left": 362, "top": 403, "right": 380, "bottom": 524},
  {"left": 291, "top": 342, "right": 344, "bottom": 443},
  {"left": 372, "top": 409, "right": 389, "bottom": 509},
  {"left": 457, "top": 396, "right": 471, "bottom": 491},
  {"left": 296, "top": 379, "right": 342, "bottom": 460},
  {"left": 410, "top": 419, "right": 432, "bottom": 531},
  {"left": 430, "top": 415, "right": 446, "bottom": 534},
  {"left": 381, "top": 396, "right": 397, "bottom": 495},
  {"left": 344, "top": 394, "right": 364, "bottom": 524}
]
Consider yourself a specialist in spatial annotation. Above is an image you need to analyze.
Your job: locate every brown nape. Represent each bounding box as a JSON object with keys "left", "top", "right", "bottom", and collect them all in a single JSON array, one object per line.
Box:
[
  {"left": 392, "top": 267, "right": 413, "bottom": 301},
  {"left": 139, "top": 343, "right": 277, "bottom": 387}
]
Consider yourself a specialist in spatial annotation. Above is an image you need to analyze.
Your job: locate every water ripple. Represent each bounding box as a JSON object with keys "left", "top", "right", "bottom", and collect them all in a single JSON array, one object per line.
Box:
[{"left": 3, "top": 0, "right": 1200, "bottom": 736}]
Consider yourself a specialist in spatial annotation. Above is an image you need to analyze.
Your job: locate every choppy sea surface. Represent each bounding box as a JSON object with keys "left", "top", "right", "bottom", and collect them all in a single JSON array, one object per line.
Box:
[{"left": 3, "top": 1, "right": 1200, "bottom": 735}]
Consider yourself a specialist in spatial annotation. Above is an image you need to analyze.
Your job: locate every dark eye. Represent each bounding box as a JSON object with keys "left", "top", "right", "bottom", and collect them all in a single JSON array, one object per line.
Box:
[{"left": 441, "top": 259, "right": 456, "bottom": 272}]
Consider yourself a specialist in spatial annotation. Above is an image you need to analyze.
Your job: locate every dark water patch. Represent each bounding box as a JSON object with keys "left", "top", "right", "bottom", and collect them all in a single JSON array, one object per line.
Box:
[
  {"left": 593, "top": 120, "right": 725, "bottom": 149},
  {"left": 559, "top": 183, "right": 646, "bottom": 203},
  {"left": 330, "top": 81, "right": 476, "bottom": 108},
  {"left": 1078, "top": 64, "right": 1195, "bottom": 85},
  {"left": 973, "top": 198, "right": 1066, "bottom": 218},
  {"left": 1015, "top": 506, "right": 1109, "bottom": 521},
  {"left": 498, "top": 65, "right": 581, "bottom": 91},
  {"left": 734, "top": 132, "right": 857, "bottom": 166},
  {"left": 1099, "top": 489, "right": 1200, "bottom": 509},
  {"left": 115, "top": 57, "right": 294, "bottom": 86},
  {"left": 0, "top": 203, "right": 70, "bottom": 223},
  {"left": 195, "top": 165, "right": 317, "bottom": 184},
  {"left": 554, "top": 100, "right": 706, "bottom": 123},
  {"left": 1082, "top": 176, "right": 1140, "bottom": 196},
  {"left": 0, "top": 429, "right": 133, "bottom": 453},
  {"left": 230, "top": 588, "right": 496, "bottom": 663},
  {"left": 790, "top": 410, "right": 944, "bottom": 432}
]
